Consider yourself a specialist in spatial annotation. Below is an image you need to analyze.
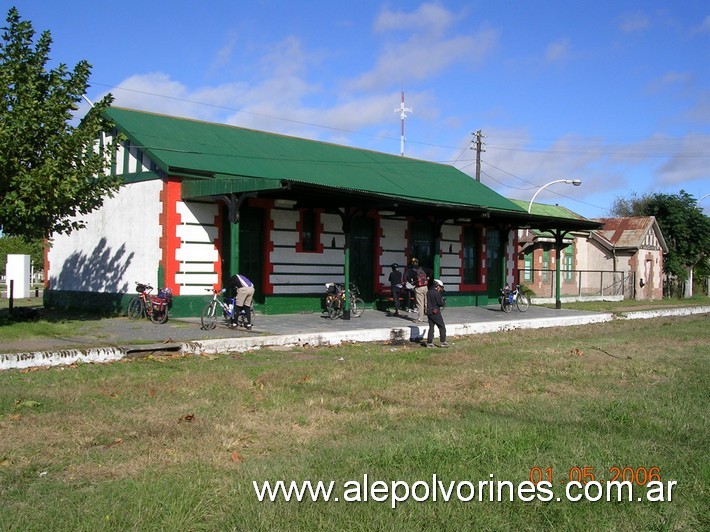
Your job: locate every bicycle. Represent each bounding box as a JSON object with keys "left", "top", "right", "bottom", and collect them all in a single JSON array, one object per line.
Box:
[
  {"left": 200, "top": 288, "right": 255, "bottom": 330},
  {"left": 324, "top": 282, "right": 365, "bottom": 319},
  {"left": 500, "top": 284, "right": 530, "bottom": 313},
  {"left": 126, "top": 282, "right": 171, "bottom": 324}
]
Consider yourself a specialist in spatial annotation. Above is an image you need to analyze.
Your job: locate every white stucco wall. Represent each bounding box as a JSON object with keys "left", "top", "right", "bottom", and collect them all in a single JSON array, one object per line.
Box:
[
  {"left": 174, "top": 200, "right": 220, "bottom": 294},
  {"left": 48, "top": 180, "right": 163, "bottom": 293},
  {"left": 440, "top": 223, "right": 462, "bottom": 288},
  {"left": 378, "top": 218, "right": 408, "bottom": 287},
  {"left": 269, "top": 208, "right": 344, "bottom": 294}
]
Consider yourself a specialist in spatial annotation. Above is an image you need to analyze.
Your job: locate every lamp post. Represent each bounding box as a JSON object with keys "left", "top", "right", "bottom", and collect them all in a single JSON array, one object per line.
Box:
[
  {"left": 528, "top": 179, "right": 582, "bottom": 213},
  {"left": 527, "top": 179, "right": 582, "bottom": 310}
]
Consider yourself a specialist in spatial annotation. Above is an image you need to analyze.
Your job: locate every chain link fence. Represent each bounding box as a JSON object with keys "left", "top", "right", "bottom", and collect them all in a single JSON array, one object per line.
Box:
[{"left": 519, "top": 269, "right": 635, "bottom": 300}]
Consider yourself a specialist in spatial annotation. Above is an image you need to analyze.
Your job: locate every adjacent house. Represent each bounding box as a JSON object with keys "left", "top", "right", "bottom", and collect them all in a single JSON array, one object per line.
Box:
[
  {"left": 512, "top": 198, "right": 667, "bottom": 301},
  {"left": 588, "top": 217, "right": 667, "bottom": 300},
  {"left": 45, "top": 107, "right": 600, "bottom": 316}
]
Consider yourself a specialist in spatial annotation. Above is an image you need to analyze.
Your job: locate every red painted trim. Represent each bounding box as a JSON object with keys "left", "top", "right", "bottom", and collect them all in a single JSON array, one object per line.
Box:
[
  {"left": 246, "top": 196, "right": 275, "bottom": 294},
  {"left": 262, "top": 202, "right": 275, "bottom": 295},
  {"left": 213, "top": 202, "right": 224, "bottom": 290},
  {"left": 510, "top": 231, "right": 519, "bottom": 285},
  {"left": 160, "top": 178, "right": 182, "bottom": 295},
  {"left": 295, "top": 208, "right": 324, "bottom": 253},
  {"left": 458, "top": 225, "right": 486, "bottom": 292}
]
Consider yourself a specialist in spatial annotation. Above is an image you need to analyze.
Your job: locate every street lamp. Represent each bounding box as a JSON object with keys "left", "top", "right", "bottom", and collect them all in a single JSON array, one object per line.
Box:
[
  {"left": 525, "top": 179, "right": 582, "bottom": 310},
  {"left": 528, "top": 179, "right": 582, "bottom": 213}
]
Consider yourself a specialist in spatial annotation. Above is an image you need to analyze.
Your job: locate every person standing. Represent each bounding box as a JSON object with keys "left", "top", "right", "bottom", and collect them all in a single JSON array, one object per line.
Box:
[
  {"left": 388, "top": 263, "right": 405, "bottom": 316},
  {"left": 411, "top": 258, "right": 431, "bottom": 322},
  {"left": 404, "top": 260, "right": 418, "bottom": 313},
  {"left": 228, "top": 273, "right": 254, "bottom": 330},
  {"left": 425, "top": 279, "right": 448, "bottom": 348}
]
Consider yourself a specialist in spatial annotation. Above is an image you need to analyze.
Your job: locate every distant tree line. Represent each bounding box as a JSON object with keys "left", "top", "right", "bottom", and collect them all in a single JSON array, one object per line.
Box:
[{"left": 0, "top": 235, "right": 43, "bottom": 276}]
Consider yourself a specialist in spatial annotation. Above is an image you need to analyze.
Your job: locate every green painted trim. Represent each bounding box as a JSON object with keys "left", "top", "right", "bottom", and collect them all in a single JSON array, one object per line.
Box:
[
  {"left": 44, "top": 290, "right": 125, "bottom": 316},
  {"left": 122, "top": 171, "right": 162, "bottom": 184},
  {"left": 259, "top": 295, "right": 324, "bottom": 315},
  {"left": 43, "top": 290, "right": 493, "bottom": 319}
]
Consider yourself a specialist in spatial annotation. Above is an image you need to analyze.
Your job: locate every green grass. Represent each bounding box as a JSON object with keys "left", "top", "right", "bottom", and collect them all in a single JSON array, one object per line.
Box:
[
  {"left": 541, "top": 294, "right": 709, "bottom": 313},
  {"left": 0, "top": 315, "right": 708, "bottom": 530}
]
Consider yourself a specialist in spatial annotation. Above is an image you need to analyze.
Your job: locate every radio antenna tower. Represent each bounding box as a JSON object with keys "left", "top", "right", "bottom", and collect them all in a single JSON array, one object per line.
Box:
[{"left": 394, "top": 90, "right": 412, "bottom": 157}]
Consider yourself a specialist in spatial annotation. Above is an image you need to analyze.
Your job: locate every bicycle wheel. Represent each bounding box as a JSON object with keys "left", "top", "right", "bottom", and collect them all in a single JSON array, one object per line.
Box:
[
  {"left": 516, "top": 293, "right": 530, "bottom": 312},
  {"left": 149, "top": 301, "right": 169, "bottom": 324},
  {"left": 501, "top": 297, "right": 512, "bottom": 313},
  {"left": 237, "top": 306, "right": 254, "bottom": 328},
  {"left": 127, "top": 297, "right": 144, "bottom": 319},
  {"left": 351, "top": 297, "right": 365, "bottom": 317},
  {"left": 201, "top": 301, "right": 219, "bottom": 330},
  {"left": 325, "top": 298, "right": 339, "bottom": 319}
]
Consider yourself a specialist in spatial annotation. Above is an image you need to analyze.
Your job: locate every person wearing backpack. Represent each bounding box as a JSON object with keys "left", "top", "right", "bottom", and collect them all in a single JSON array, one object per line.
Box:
[{"left": 410, "top": 258, "right": 432, "bottom": 322}]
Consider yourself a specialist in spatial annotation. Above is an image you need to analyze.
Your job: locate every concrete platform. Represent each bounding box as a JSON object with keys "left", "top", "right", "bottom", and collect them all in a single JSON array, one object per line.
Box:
[{"left": 1, "top": 305, "right": 708, "bottom": 371}]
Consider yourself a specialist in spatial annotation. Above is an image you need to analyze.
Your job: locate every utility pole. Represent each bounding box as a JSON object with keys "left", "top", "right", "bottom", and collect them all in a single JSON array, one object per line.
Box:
[
  {"left": 471, "top": 129, "right": 486, "bottom": 182},
  {"left": 394, "top": 91, "right": 412, "bottom": 157}
]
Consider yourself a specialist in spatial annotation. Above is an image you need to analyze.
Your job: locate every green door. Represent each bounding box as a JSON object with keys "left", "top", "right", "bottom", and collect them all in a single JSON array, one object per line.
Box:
[
  {"left": 486, "top": 229, "right": 503, "bottom": 300},
  {"left": 409, "top": 219, "right": 435, "bottom": 269},
  {"left": 239, "top": 205, "right": 265, "bottom": 302},
  {"left": 349, "top": 216, "right": 375, "bottom": 300}
]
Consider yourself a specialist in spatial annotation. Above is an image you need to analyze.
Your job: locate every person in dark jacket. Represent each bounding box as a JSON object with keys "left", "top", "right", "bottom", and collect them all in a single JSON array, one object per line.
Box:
[
  {"left": 388, "top": 263, "right": 405, "bottom": 316},
  {"left": 425, "top": 279, "right": 448, "bottom": 348},
  {"left": 404, "top": 259, "right": 418, "bottom": 313}
]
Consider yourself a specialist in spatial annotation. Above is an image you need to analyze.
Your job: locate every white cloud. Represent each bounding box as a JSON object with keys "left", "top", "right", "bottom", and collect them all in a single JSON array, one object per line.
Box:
[
  {"left": 545, "top": 39, "right": 570, "bottom": 63},
  {"left": 619, "top": 11, "right": 650, "bottom": 33},
  {"left": 693, "top": 15, "right": 710, "bottom": 34},
  {"left": 209, "top": 31, "right": 239, "bottom": 74},
  {"left": 343, "top": 3, "right": 498, "bottom": 92},
  {"left": 655, "top": 134, "right": 710, "bottom": 186},
  {"left": 646, "top": 71, "right": 692, "bottom": 93},
  {"left": 374, "top": 2, "right": 455, "bottom": 36}
]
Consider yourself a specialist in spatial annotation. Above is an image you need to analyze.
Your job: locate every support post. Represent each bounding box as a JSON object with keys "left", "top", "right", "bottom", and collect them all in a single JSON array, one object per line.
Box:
[
  {"left": 338, "top": 209, "right": 354, "bottom": 320},
  {"left": 433, "top": 219, "right": 445, "bottom": 279},
  {"left": 343, "top": 232, "right": 351, "bottom": 320},
  {"left": 555, "top": 230, "right": 564, "bottom": 309},
  {"left": 221, "top": 192, "right": 256, "bottom": 281}
]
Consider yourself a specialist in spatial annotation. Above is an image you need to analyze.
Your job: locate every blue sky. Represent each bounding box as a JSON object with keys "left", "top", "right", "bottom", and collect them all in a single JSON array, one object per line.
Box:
[{"left": 11, "top": 1, "right": 710, "bottom": 217}]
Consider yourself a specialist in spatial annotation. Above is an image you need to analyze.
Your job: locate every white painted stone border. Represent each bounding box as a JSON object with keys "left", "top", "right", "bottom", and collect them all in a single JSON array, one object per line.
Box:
[
  {"left": 1, "top": 306, "right": 708, "bottom": 371},
  {"left": 1, "top": 347, "right": 126, "bottom": 370}
]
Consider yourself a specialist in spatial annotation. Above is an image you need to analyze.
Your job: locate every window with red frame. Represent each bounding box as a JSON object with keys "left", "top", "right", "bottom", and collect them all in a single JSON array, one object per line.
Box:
[
  {"left": 298, "top": 209, "right": 321, "bottom": 252},
  {"left": 462, "top": 225, "right": 480, "bottom": 284}
]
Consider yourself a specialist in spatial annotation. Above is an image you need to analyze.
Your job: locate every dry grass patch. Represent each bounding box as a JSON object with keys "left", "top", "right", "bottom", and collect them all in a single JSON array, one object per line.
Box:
[{"left": 0, "top": 315, "right": 707, "bottom": 530}]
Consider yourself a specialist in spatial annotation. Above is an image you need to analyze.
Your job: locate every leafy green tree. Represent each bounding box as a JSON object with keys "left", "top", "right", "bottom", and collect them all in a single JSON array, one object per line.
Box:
[
  {"left": 0, "top": 234, "right": 44, "bottom": 276},
  {"left": 643, "top": 191, "right": 710, "bottom": 296},
  {"left": 608, "top": 192, "right": 653, "bottom": 217},
  {"left": 0, "top": 6, "right": 120, "bottom": 240}
]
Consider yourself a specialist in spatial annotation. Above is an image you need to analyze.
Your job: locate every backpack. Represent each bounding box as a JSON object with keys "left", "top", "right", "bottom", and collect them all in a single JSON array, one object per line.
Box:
[{"left": 416, "top": 268, "right": 428, "bottom": 287}]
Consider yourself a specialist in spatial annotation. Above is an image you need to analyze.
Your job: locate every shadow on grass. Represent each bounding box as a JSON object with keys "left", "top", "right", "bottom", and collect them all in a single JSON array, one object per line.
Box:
[{"left": 0, "top": 303, "right": 115, "bottom": 328}]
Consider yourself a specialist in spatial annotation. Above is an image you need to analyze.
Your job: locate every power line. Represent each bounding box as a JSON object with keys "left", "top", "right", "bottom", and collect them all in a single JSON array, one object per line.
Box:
[{"left": 93, "top": 82, "right": 710, "bottom": 159}]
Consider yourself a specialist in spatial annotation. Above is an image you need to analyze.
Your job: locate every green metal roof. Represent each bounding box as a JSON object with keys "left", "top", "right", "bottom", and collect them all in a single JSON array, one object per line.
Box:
[
  {"left": 508, "top": 199, "right": 586, "bottom": 219},
  {"left": 105, "top": 107, "right": 526, "bottom": 213}
]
